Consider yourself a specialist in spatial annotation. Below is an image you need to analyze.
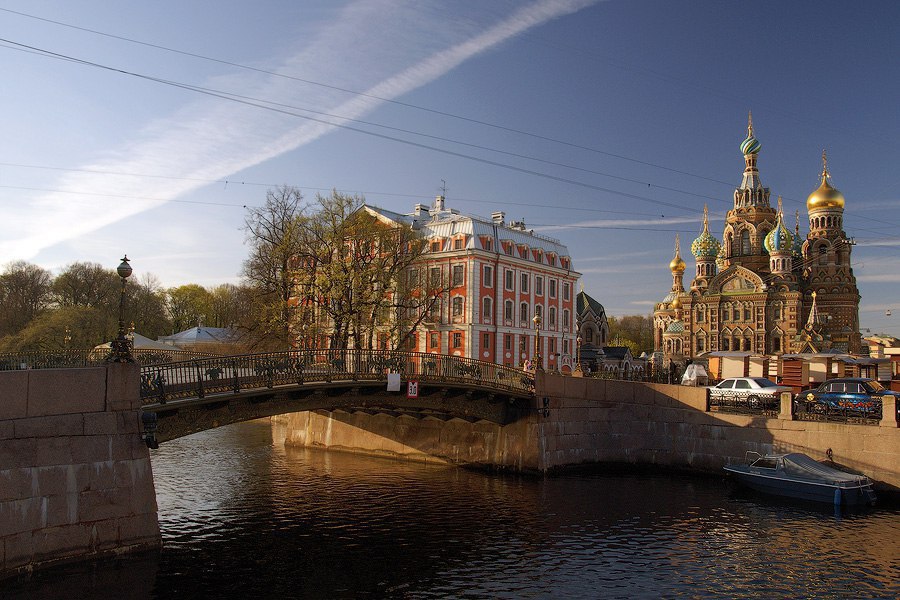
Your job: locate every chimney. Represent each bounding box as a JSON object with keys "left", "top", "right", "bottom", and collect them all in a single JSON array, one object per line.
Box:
[
  {"left": 434, "top": 195, "right": 445, "bottom": 212},
  {"left": 413, "top": 203, "right": 428, "bottom": 216},
  {"left": 491, "top": 211, "right": 505, "bottom": 226}
]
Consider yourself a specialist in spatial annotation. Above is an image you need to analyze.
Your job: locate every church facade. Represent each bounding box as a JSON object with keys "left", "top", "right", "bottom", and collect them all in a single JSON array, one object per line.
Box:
[{"left": 654, "top": 115, "right": 861, "bottom": 366}]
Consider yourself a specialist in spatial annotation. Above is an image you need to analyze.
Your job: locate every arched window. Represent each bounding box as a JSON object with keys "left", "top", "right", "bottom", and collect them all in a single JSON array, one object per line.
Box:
[
  {"left": 740, "top": 230, "right": 751, "bottom": 255},
  {"left": 504, "top": 300, "right": 513, "bottom": 321},
  {"left": 563, "top": 309, "right": 571, "bottom": 328},
  {"left": 520, "top": 302, "right": 529, "bottom": 322},
  {"left": 744, "top": 303, "right": 752, "bottom": 321},
  {"left": 482, "top": 297, "right": 492, "bottom": 322},
  {"left": 452, "top": 296, "right": 463, "bottom": 317},
  {"left": 722, "top": 304, "right": 731, "bottom": 322},
  {"left": 696, "top": 304, "right": 705, "bottom": 322},
  {"left": 818, "top": 244, "right": 828, "bottom": 265}
]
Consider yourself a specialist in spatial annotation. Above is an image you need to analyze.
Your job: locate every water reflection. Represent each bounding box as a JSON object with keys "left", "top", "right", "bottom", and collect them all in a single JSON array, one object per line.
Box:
[{"left": 5, "top": 420, "right": 899, "bottom": 599}]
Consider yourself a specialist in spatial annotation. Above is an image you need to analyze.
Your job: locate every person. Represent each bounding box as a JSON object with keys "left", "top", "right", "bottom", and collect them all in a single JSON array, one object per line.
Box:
[{"left": 523, "top": 359, "right": 532, "bottom": 372}]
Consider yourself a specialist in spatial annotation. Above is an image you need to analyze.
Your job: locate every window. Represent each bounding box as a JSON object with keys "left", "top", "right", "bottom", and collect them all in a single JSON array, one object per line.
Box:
[
  {"left": 482, "top": 333, "right": 490, "bottom": 349},
  {"left": 740, "top": 230, "right": 751, "bottom": 255},
  {"left": 483, "top": 238, "right": 493, "bottom": 251},
  {"left": 504, "top": 334, "right": 512, "bottom": 351},
  {"left": 453, "top": 238, "right": 464, "bottom": 250},
  {"left": 430, "top": 267, "right": 441, "bottom": 286},
  {"left": 407, "top": 268, "right": 419, "bottom": 287},
  {"left": 549, "top": 306, "right": 557, "bottom": 326},
  {"left": 519, "top": 337, "right": 527, "bottom": 353},
  {"left": 563, "top": 309, "right": 570, "bottom": 328},
  {"left": 563, "top": 339, "right": 569, "bottom": 354},
  {"left": 563, "top": 282, "right": 571, "bottom": 301},
  {"left": 549, "top": 279, "right": 557, "bottom": 298},
  {"left": 535, "top": 276, "right": 543, "bottom": 296},
  {"left": 772, "top": 336, "right": 781, "bottom": 353},
  {"left": 452, "top": 296, "right": 463, "bottom": 317},
  {"left": 505, "top": 269, "right": 514, "bottom": 291},
  {"left": 430, "top": 240, "right": 442, "bottom": 252},
  {"left": 483, "top": 265, "right": 493, "bottom": 287},
  {"left": 773, "top": 302, "right": 782, "bottom": 320},
  {"left": 722, "top": 304, "right": 731, "bottom": 322},
  {"left": 521, "top": 273, "right": 529, "bottom": 293},
  {"left": 430, "top": 332, "right": 439, "bottom": 348},
  {"left": 697, "top": 337, "right": 705, "bottom": 352},
  {"left": 744, "top": 304, "right": 752, "bottom": 321},
  {"left": 696, "top": 305, "right": 704, "bottom": 322},
  {"left": 549, "top": 337, "right": 556, "bottom": 354},
  {"left": 520, "top": 302, "right": 529, "bottom": 322},
  {"left": 535, "top": 304, "right": 543, "bottom": 318},
  {"left": 722, "top": 337, "right": 730, "bottom": 351},
  {"left": 505, "top": 300, "right": 514, "bottom": 321},
  {"left": 452, "top": 264, "right": 464, "bottom": 287},
  {"left": 483, "top": 297, "right": 492, "bottom": 321},
  {"left": 429, "top": 298, "right": 442, "bottom": 322},
  {"left": 452, "top": 332, "right": 462, "bottom": 349}
]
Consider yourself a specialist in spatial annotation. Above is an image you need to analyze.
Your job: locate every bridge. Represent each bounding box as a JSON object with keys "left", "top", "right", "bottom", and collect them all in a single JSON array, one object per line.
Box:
[{"left": 138, "top": 349, "right": 536, "bottom": 445}]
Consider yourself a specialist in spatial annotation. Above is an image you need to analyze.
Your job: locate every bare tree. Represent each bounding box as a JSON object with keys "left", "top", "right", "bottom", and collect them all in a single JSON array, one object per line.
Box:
[{"left": 0, "top": 261, "right": 53, "bottom": 337}]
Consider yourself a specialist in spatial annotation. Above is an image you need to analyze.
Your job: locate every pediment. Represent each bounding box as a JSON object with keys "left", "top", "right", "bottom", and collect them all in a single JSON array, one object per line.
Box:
[{"left": 707, "top": 265, "right": 765, "bottom": 294}]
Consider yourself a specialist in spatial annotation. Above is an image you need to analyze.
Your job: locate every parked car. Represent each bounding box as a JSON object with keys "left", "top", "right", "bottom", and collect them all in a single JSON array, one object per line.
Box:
[
  {"left": 795, "top": 377, "right": 899, "bottom": 417},
  {"left": 708, "top": 377, "right": 791, "bottom": 408}
]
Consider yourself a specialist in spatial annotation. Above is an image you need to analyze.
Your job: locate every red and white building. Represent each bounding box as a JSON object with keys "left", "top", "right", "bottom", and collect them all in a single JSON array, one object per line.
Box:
[{"left": 365, "top": 196, "right": 580, "bottom": 369}]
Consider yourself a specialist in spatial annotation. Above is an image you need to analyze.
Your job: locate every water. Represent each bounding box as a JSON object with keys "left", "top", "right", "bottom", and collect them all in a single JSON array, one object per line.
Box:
[{"left": 6, "top": 419, "right": 899, "bottom": 599}]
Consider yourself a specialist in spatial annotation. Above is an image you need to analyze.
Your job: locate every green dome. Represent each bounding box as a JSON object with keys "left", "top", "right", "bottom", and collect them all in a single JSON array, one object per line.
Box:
[
  {"left": 764, "top": 212, "right": 794, "bottom": 255},
  {"left": 664, "top": 320, "right": 685, "bottom": 334},
  {"left": 691, "top": 208, "right": 720, "bottom": 259},
  {"left": 740, "top": 135, "right": 761, "bottom": 155}
]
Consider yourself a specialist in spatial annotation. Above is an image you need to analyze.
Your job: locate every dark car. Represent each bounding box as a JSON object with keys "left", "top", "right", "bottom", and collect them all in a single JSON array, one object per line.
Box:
[{"left": 795, "top": 377, "right": 899, "bottom": 417}]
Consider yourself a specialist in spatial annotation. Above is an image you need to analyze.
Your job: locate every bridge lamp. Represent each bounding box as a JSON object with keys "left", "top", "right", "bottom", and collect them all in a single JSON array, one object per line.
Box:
[
  {"left": 575, "top": 335, "right": 583, "bottom": 374},
  {"left": 532, "top": 314, "right": 543, "bottom": 372},
  {"left": 107, "top": 255, "right": 135, "bottom": 363}
]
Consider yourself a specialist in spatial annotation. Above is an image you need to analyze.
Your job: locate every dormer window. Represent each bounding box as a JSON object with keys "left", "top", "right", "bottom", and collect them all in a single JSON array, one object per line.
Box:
[
  {"left": 430, "top": 239, "right": 442, "bottom": 252},
  {"left": 532, "top": 249, "right": 543, "bottom": 263},
  {"left": 517, "top": 244, "right": 528, "bottom": 258},
  {"left": 561, "top": 257, "right": 570, "bottom": 269},
  {"left": 547, "top": 253, "right": 557, "bottom": 267},
  {"left": 502, "top": 241, "right": 514, "bottom": 255},
  {"left": 481, "top": 236, "right": 494, "bottom": 251}
]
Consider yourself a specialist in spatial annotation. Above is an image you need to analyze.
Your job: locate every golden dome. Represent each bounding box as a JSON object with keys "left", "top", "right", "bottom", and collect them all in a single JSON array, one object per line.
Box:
[
  {"left": 669, "top": 234, "right": 686, "bottom": 273},
  {"left": 671, "top": 295, "right": 682, "bottom": 310},
  {"left": 807, "top": 150, "right": 845, "bottom": 211}
]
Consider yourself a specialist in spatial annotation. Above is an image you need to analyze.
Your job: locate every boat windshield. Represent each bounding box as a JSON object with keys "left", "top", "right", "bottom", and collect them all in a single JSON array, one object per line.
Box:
[{"left": 750, "top": 457, "right": 779, "bottom": 469}]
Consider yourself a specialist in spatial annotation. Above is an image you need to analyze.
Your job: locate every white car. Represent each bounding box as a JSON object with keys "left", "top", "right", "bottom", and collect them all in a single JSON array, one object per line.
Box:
[{"left": 708, "top": 377, "right": 791, "bottom": 408}]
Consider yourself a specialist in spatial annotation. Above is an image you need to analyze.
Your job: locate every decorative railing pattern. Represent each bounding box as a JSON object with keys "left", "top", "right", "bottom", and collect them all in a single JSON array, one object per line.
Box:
[
  {"left": 0, "top": 348, "right": 215, "bottom": 371},
  {"left": 792, "top": 398, "right": 882, "bottom": 425},
  {"left": 140, "top": 349, "right": 535, "bottom": 405},
  {"left": 708, "top": 391, "right": 780, "bottom": 417}
]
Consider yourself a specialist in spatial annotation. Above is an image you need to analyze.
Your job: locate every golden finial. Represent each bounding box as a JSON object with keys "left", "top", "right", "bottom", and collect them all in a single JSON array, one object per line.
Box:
[
  {"left": 580, "top": 281, "right": 584, "bottom": 293},
  {"left": 821, "top": 148, "right": 829, "bottom": 179},
  {"left": 777, "top": 195, "right": 783, "bottom": 216},
  {"left": 747, "top": 110, "right": 754, "bottom": 136},
  {"left": 674, "top": 233, "right": 681, "bottom": 257},
  {"left": 795, "top": 210, "right": 801, "bottom": 234}
]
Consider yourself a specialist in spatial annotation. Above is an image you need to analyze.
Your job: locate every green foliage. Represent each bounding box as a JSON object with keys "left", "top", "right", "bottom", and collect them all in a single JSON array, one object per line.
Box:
[{"left": 608, "top": 314, "right": 654, "bottom": 355}]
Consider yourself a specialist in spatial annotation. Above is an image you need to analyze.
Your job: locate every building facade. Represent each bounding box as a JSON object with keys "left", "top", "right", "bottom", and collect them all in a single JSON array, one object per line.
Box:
[
  {"left": 350, "top": 197, "right": 580, "bottom": 368},
  {"left": 654, "top": 115, "right": 861, "bottom": 366}
]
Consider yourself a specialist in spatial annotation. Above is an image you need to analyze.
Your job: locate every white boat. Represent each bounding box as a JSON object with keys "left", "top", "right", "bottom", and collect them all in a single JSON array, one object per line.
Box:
[{"left": 724, "top": 452, "right": 877, "bottom": 506}]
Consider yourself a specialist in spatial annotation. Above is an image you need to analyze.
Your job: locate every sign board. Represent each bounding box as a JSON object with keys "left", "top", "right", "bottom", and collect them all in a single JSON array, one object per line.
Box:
[
  {"left": 407, "top": 380, "right": 419, "bottom": 398},
  {"left": 387, "top": 372, "right": 401, "bottom": 392}
]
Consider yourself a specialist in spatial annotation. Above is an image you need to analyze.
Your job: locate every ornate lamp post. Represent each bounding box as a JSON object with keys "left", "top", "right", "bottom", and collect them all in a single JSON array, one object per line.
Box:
[
  {"left": 574, "top": 335, "right": 583, "bottom": 376},
  {"left": 107, "top": 255, "right": 134, "bottom": 363},
  {"left": 532, "top": 314, "right": 543, "bottom": 372}
]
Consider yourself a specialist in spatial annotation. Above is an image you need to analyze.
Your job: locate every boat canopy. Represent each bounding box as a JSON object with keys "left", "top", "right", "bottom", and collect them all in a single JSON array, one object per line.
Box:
[{"left": 779, "top": 453, "right": 865, "bottom": 484}]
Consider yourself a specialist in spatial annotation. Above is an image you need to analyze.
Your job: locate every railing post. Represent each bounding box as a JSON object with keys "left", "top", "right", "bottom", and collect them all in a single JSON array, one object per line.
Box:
[
  {"left": 231, "top": 359, "right": 240, "bottom": 394},
  {"left": 881, "top": 394, "right": 898, "bottom": 428},
  {"left": 778, "top": 391, "right": 794, "bottom": 420},
  {"left": 195, "top": 362, "right": 205, "bottom": 399}
]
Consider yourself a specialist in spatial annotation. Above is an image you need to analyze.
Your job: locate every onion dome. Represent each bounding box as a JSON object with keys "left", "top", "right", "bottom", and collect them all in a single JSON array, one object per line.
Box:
[
  {"left": 669, "top": 234, "right": 686, "bottom": 274},
  {"left": 764, "top": 198, "right": 794, "bottom": 254},
  {"left": 807, "top": 150, "right": 845, "bottom": 211},
  {"left": 691, "top": 205, "right": 721, "bottom": 258},
  {"left": 664, "top": 320, "right": 685, "bottom": 334},
  {"left": 671, "top": 295, "right": 682, "bottom": 310},
  {"left": 739, "top": 111, "right": 761, "bottom": 155},
  {"left": 715, "top": 245, "right": 726, "bottom": 270}
]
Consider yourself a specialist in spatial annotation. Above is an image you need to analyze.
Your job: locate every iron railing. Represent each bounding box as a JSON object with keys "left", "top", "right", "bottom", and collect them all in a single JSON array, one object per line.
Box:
[
  {"left": 0, "top": 348, "right": 216, "bottom": 371},
  {"left": 139, "top": 349, "right": 535, "bottom": 405},
  {"left": 708, "top": 391, "right": 780, "bottom": 417},
  {"left": 792, "top": 398, "right": 883, "bottom": 425}
]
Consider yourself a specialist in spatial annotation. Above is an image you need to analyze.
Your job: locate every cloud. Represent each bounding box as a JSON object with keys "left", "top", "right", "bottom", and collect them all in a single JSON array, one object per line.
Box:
[
  {"left": 0, "top": 0, "right": 596, "bottom": 259},
  {"left": 536, "top": 215, "right": 700, "bottom": 232}
]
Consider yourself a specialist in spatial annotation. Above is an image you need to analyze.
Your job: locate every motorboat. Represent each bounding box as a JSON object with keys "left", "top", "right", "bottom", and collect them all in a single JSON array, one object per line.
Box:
[{"left": 724, "top": 452, "right": 877, "bottom": 506}]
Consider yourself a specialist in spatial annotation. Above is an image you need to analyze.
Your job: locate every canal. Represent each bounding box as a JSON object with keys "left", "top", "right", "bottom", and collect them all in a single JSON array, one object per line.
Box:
[{"left": 6, "top": 419, "right": 899, "bottom": 598}]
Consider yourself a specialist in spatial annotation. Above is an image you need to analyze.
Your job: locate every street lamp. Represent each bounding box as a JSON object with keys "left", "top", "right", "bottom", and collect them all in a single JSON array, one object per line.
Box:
[
  {"left": 574, "top": 335, "right": 583, "bottom": 376},
  {"left": 107, "top": 255, "right": 134, "bottom": 363},
  {"left": 532, "top": 314, "right": 543, "bottom": 371}
]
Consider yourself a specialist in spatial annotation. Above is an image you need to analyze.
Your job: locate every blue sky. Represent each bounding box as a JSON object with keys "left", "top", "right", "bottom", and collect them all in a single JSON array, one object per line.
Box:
[{"left": 2, "top": 1, "right": 899, "bottom": 336}]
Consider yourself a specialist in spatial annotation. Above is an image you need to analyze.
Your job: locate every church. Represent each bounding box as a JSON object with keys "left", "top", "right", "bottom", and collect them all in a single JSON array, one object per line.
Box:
[{"left": 653, "top": 115, "right": 861, "bottom": 367}]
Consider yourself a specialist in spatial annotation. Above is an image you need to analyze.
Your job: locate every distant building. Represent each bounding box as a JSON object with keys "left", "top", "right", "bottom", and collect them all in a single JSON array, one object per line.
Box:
[
  {"left": 654, "top": 114, "right": 862, "bottom": 367},
  {"left": 574, "top": 287, "right": 609, "bottom": 372},
  {"left": 309, "top": 196, "right": 580, "bottom": 368},
  {"left": 158, "top": 326, "right": 240, "bottom": 350}
]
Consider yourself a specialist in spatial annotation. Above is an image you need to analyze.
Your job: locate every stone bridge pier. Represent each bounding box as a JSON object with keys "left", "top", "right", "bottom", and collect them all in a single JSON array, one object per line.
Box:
[{"left": 0, "top": 364, "right": 160, "bottom": 578}]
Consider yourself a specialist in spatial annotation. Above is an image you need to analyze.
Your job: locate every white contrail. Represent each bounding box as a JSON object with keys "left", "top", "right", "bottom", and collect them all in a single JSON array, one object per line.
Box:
[{"left": 1, "top": 0, "right": 596, "bottom": 259}]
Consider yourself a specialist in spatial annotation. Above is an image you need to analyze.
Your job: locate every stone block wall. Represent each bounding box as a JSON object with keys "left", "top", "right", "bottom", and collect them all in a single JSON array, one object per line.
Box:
[
  {"left": 0, "top": 364, "right": 160, "bottom": 578},
  {"left": 536, "top": 372, "right": 900, "bottom": 490}
]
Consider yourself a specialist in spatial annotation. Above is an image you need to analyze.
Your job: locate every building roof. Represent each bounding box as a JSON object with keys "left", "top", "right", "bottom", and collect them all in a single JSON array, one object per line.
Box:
[
  {"left": 577, "top": 289, "right": 606, "bottom": 318},
  {"left": 158, "top": 326, "right": 238, "bottom": 346}
]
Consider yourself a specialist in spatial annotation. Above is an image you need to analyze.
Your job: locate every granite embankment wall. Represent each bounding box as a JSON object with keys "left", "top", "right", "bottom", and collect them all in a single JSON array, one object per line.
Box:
[
  {"left": 279, "top": 372, "right": 899, "bottom": 490},
  {"left": 0, "top": 365, "right": 160, "bottom": 578}
]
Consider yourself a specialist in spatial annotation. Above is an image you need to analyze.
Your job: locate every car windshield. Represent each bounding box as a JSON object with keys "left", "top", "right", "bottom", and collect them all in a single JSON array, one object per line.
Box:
[
  {"left": 864, "top": 380, "right": 885, "bottom": 392},
  {"left": 752, "top": 378, "right": 777, "bottom": 387}
]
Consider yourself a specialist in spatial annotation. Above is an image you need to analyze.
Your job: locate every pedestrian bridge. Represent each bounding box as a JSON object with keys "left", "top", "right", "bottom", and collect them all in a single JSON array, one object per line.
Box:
[{"left": 139, "top": 349, "right": 536, "bottom": 444}]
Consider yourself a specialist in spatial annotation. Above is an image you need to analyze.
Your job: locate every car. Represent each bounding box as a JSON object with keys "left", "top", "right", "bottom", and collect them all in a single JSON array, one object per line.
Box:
[
  {"left": 708, "top": 377, "right": 791, "bottom": 409},
  {"left": 795, "top": 377, "right": 899, "bottom": 417}
]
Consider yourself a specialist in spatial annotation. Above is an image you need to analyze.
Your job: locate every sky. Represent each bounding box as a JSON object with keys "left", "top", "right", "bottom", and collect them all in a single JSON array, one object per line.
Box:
[{"left": 1, "top": 0, "right": 899, "bottom": 336}]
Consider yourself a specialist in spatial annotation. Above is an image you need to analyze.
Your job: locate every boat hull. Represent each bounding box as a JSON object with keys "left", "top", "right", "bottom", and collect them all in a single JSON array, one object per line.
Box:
[{"left": 724, "top": 458, "right": 877, "bottom": 506}]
